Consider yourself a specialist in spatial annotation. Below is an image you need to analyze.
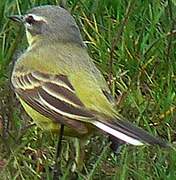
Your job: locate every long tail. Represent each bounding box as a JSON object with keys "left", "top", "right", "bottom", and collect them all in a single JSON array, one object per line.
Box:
[{"left": 93, "top": 117, "right": 169, "bottom": 148}]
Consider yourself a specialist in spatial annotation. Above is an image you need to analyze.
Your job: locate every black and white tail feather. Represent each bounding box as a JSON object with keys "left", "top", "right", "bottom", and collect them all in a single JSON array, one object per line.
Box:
[
  {"left": 11, "top": 70, "right": 168, "bottom": 148},
  {"left": 93, "top": 117, "right": 168, "bottom": 147}
]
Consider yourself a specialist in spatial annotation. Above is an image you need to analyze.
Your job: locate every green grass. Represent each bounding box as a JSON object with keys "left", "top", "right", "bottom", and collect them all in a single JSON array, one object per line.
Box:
[{"left": 0, "top": 0, "right": 176, "bottom": 179}]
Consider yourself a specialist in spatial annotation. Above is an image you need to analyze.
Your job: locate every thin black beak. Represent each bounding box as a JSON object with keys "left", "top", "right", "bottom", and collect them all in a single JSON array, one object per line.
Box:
[{"left": 8, "top": 15, "right": 24, "bottom": 23}]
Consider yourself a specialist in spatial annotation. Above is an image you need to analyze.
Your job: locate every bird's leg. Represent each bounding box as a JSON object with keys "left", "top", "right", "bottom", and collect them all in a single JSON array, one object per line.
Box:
[
  {"left": 53, "top": 124, "right": 64, "bottom": 179},
  {"left": 72, "top": 138, "right": 86, "bottom": 173},
  {"left": 109, "top": 135, "right": 125, "bottom": 154}
]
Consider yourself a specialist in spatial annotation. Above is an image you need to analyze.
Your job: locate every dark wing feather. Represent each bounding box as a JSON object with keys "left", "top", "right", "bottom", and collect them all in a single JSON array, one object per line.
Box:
[{"left": 12, "top": 71, "right": 94, "bottom": 134}]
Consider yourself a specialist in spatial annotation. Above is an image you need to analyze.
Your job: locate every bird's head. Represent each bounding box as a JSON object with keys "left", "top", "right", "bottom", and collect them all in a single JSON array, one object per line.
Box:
[{"left": 9, "top": 5, "right": 84, "bottom": 46}]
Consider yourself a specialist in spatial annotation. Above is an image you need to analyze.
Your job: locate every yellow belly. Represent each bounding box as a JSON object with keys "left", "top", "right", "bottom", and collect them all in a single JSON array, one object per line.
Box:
[{"left": 19, "top": 99, "right": 92, "bottom": 138}]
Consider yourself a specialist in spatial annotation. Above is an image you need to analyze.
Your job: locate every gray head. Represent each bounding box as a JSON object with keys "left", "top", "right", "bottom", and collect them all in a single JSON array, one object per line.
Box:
[{"left": 10, "top": 5, "right": 84, "bottom": 46}]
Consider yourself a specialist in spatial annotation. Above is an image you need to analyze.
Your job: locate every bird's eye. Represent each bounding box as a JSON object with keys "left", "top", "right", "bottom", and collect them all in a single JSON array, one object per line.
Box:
[{"left": 25, "top": 15, "right": 36, "bottom": 25}]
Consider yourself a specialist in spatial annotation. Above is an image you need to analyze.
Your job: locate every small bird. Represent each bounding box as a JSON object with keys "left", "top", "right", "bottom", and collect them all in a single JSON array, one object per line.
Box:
[{"left": 10, "top": 5, "right": 168, "bottom": 173}]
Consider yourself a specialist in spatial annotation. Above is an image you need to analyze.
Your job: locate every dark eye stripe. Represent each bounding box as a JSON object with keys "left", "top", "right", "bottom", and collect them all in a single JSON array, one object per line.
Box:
[{"left": 25, "top": 15, "right": 35, "bottom": 24}]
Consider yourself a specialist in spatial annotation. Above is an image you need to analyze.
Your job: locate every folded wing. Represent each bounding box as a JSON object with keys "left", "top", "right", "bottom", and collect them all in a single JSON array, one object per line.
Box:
[{"left": 11, "top": 71, "right": 94, "bottom": 134}]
